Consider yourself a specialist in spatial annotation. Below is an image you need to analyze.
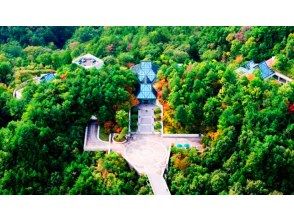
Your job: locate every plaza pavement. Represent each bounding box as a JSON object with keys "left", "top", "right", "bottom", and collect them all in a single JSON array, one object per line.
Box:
[{"left": 83, "top": 104, "right": 201, "bottom": 195}]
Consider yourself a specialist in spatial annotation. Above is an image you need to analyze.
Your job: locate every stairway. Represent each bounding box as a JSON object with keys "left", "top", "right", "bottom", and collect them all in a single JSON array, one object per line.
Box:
[{"left": 137, "top": 104, "right": 155, "bottom": 134}]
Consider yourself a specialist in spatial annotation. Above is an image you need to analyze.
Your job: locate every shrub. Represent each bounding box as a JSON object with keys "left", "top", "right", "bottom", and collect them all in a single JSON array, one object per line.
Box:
[
  {"left": 154, "top": 121, "right": 162, "bottom": 131},
  {"left": 114, "top": 127, "right": 128, "bottom": 142},
  {"left": 131, "top": 114, "right": 138, "bottom": 121},
  {"left": 131, "top": 106, "right": 139, "bottom": 114},
  {"left": 115, "top": 110, "right": 129, "bottom": 128},
  {"left": 155, "top": 114, "right": 161, "bottom": 121},
  {"left": 154, "top": 107, "right": 161, "bottom": 114}
]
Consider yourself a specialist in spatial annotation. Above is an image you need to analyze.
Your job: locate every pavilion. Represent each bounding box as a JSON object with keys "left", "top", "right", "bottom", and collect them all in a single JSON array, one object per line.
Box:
[
  {"left": 236, "top": 59, "right": 292, "bottom": 83},
  {"left": 72, "top": 53, "right": 104, "bottom": 69},
  {"left": 132, "top": 61, "right": 157, "bottom": 104},
  {"left": 131, "top": 61, "right": 157, "bottom": 83},
  {"left": 39, "top": 72, "right": 56, "bottom": 83},
  {"left": 137, "top": 84, "right": 156, "bottom": 100}
]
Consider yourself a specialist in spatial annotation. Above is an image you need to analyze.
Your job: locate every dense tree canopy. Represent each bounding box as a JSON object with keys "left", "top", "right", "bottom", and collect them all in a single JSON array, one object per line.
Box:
[{"left": 0, "top": 26, "right": 293, "bottom": 194}]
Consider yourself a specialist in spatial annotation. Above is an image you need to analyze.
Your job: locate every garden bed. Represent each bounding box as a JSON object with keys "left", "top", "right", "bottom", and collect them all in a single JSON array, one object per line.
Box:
[
  {"left": 154, "top": 106, "right": 162, "bottom": 132},
  {"left": 113, "top": 134, "right": 127, "bottom": 143},
  {"left": 154, "top": 121, "right": 162, "bottom": 132},
  {"left": 99, "top": 126, "right": 110, "bottom": 142},
  {"left": 130, "top": 106, "right": 139, "bottom": 132},
  {"left": 113, "top": 127, "right": 128, "bottom": 143}
]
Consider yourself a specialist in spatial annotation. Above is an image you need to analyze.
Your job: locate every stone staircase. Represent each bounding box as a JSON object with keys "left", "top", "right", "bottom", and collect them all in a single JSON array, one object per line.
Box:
[{"left": 137, "top": 104, "right": 155, "bottom": 134}]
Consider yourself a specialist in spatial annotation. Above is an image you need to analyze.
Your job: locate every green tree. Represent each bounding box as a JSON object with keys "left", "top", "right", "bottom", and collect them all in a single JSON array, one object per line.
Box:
[
  {"left": 0, "top": 62, "right": 12, "bottom": 85},
  {"left": 115, "top": 110, "right": 129, "bottom": 128}
]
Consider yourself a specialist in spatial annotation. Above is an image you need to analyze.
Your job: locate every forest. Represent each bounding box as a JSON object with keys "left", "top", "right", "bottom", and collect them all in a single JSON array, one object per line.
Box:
[{"left": 0, "top": 26, "right": 293, "bottom": 194}]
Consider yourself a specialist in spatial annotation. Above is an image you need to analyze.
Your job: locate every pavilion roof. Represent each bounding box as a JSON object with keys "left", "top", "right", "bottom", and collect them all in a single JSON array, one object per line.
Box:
[
  {"left": 40, "top": 73, "right": 56, "bottom": 82},
  {"left": 258, "top": 61, "right": 274, "bottom": 79},
  {"left": 137, "top": 83, "right": 156, "bottom": 100},
  {"left": 72, "top": 53, "right": 104, "bottom": 69},
  {"left": 132, "top": 61, "right": 157, "bottom": 83}
]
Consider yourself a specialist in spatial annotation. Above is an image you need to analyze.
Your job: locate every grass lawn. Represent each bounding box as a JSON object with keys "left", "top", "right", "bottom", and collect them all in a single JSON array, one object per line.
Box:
[{"left": 99, "top": 126, "right": 109, "bottom": 141}]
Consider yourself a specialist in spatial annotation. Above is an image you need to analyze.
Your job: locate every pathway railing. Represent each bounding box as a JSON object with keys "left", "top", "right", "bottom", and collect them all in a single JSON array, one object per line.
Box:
[
  {"left": 162, "top": 133, "right": 201, "bottom": 138},
  {"left": 128, "top": 109, "right": 131, "bottom": 134},
  {"left": 155, "top": 99, "right": 164, "bottom": 135},
  {"left": 83, "top": 125, "right": 88, "bottom": 150}
]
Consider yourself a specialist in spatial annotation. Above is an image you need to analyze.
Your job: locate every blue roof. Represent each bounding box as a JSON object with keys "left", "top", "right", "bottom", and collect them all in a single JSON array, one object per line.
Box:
[
  {"left": 40, "top": 73, "right": 55, "bottom": 82},
  {"left": 258, "top": 62, "right": 274, "bottom": 79},
  {"left": 132, "top": 61, "right": 157, "bottom": 83},
  {"left": 244, "top": 61, "right": 258, "bottom": 70},
  {"left": 137, "top": 84, "right": 156, "bottom": 100},
  {"left": 236, "top": 60, "right": 258, "bottom": 75}
]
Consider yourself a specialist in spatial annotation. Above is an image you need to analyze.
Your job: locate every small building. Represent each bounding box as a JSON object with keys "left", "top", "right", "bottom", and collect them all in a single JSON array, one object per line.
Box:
[
  {"left": 236, "top": 60, "right": 259, "bottom": 75},
  {"left": 40, "top": 73, "right": 56, "bottom": 83},
  {"left": 35, "top": 72, "right": 56, "bottom": 84},
  {"left": 72, "top": 53, "right": 104, "bottom": 69},
  {"left": 132, "top": 61, "right": 158, "bottom": 104},
  {"left": 258, "top": 61, "right": 275, "bottom": 79},
  {"left": 131, "top": 61, "right": 157, "bottom": 83},
  {"left": 244, "top": 60, "right": 259, "bottom": 70},
  {"left": 137, "top": 83, "right": 156, "bottom": 101},
  {"left": 236, "top": 59, "right": 292, "bottom": 83},
  {"left": 13, "top": 72, "right": 56, "bottom": 99}
]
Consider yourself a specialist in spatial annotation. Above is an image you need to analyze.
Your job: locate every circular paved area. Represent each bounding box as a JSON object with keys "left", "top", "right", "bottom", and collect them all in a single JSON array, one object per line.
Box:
[{"left": 124, "top": 137, "right": 168, "bottom": 174}]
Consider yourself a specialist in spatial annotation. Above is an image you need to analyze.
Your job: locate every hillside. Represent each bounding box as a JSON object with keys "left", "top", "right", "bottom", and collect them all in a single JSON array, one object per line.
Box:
[{"left": 0, "top": 26, "right": 293, "bottom": 195}]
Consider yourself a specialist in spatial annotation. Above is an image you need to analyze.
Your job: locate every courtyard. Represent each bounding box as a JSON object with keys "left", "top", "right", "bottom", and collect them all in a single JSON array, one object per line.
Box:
[
  {"left": 123, "top": 134, "right": 169, "bottom": 175},
  {"left": 83, "top": 61, "right": 202, "bottom": 194}
]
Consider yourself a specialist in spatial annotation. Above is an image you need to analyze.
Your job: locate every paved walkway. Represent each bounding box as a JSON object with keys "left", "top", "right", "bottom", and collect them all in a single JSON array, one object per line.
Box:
[
  {"left": 84, "top": 122, "right": 107, "bottom": 151},
  {"left": 123, "top": 134, "right": 170, "bottom": 176},
  {"left": 84, "top": 121, "right": 124, "bottom": 153},
  {"left": 137, "top": 104, "right": 155, "bottom": 134},
  {"left": 147, "top": 173, "right": 170, "bottom": 195},
  {"left": 84, "top": 121, "right": 201, "bottom": 195},
  {"left": 122, "top": 134, "right": 171, "bottom": 195}
]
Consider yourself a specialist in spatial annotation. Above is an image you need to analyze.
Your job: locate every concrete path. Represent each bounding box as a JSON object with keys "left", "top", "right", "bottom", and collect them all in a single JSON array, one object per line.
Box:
[
  {"left": 147, "top": 173, "right": 170, "bottom": 195},
  {"left": 137, "top": 104, "right": 155, "bottom": 134},
  {"left": 84, "top": 121, "right": 124, "bottom": 153},
  {"left": 84, "top": 124, "right": 171, "bottom": 195},
  {"left": 84, "top": 120, "right": 201, "bottom": 195},
  {"left": 123, "top": 134, "right": 170, "bottom": 176},
  {"left": 122, "top": 134, "right": 171, "bottom": 195},
  {"left": 84, "top": 122, "right": 108, "bottom": 151}
]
